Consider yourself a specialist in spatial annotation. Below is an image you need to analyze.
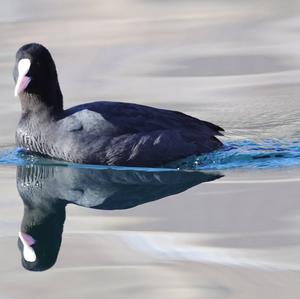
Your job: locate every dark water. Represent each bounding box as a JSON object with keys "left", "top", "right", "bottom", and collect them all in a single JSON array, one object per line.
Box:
[{"left": 16, "top": 164, "right": 221, "bottom": 271}]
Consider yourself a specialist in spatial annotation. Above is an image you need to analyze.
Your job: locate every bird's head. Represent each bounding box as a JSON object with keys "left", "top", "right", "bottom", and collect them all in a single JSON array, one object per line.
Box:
[
  {"left": 13, "top": 43, "right": 63, "bottom": 113},
  {"left": 18, "top": 212, "right": 65, "bottom": 272}
]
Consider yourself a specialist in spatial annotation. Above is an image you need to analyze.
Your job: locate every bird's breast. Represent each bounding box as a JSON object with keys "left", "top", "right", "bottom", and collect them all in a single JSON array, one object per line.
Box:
[{"left": 16, "top": 125, "right": 47, "bottom": 155}]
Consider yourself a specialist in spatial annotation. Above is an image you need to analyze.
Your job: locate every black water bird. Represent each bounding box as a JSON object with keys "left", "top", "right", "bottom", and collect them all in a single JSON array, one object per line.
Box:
[
  {"left": 16, "top": 164, "right": 222, "bottom": 271},
  {"left": 14, "top": 43, "right": 224, "bottom": 167}
]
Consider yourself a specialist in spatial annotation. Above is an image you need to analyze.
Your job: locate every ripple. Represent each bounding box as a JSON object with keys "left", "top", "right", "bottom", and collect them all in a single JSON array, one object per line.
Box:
[
  {"left": 0, "top": 140, "right": 300, "bottom": 171},
  {"left": 194, "top": 139, "right": 300, "bottom": 170},
  {"left": 149, "top": 55, "right": 298, "bottom": 77}
]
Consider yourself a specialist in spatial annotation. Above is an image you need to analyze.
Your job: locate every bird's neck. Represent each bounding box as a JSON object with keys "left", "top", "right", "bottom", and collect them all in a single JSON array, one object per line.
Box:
[
  {"left": 22, "top": 202, "right": 66, "bottom": 229},
  {"left": 19, "top": 83, "right": 63, "bottom": 116}
]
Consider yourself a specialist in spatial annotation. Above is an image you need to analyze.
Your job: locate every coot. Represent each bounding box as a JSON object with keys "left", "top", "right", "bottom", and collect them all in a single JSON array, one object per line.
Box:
[{"left": 14, "top": 43, "right": 223, "bottom": 167}]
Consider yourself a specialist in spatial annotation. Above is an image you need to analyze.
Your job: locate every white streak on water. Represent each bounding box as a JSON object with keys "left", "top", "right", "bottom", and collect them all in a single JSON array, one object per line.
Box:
[{"left": 65, "top": 230, "right": 300, "bottom": 272}]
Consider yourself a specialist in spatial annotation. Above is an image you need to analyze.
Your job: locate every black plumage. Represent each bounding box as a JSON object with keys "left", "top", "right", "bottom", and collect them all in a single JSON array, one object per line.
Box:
[{"left": 14, "top": 43, "right": 224, "bottom": 167}]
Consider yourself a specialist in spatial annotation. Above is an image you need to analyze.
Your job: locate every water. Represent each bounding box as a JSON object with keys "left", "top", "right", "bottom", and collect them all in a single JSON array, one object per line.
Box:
[
  {"left": 1, "top": 0, "right": 300, "bottom": 298},
  {"left": 2, "top": 138, "right": 300, "bottom": 170},
  {"left": 196, "top": 139, "right": 300, "bottom": 169}
]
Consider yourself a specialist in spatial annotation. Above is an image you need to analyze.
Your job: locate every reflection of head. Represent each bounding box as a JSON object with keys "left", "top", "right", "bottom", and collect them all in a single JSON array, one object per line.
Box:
[
  {"left": 16, "top": 164, "right": 222, "bottom": 271},
  {"left": 18, "top": 203, "right": 65, "bottom": 272}
]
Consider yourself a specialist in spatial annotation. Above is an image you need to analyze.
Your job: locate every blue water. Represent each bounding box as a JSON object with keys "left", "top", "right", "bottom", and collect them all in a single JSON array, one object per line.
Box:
[
  {"left": 194, "top": 140, "right": 300, "bottom": 170},
  {"left": 0, "top": 139, "right": 300, "bottom": 171}
]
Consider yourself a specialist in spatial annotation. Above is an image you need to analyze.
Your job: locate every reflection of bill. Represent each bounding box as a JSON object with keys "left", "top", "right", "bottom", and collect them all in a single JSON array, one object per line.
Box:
[{"left": 16, "top": 165, "right": 222, "bottom": 271}]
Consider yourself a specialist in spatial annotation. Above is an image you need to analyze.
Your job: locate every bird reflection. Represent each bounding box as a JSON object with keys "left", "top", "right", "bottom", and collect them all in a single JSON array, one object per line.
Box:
[{"left": 16, "top": 165, "right": 222, "bottom": 271}]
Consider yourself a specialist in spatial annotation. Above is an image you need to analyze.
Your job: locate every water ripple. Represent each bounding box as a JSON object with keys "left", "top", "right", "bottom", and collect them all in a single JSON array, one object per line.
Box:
[
  {"left": 0, "top": 140, "right": 300, "bottom": 171},
  {"left": 194, "top": 139, "right": 300, "bottom": 170}
]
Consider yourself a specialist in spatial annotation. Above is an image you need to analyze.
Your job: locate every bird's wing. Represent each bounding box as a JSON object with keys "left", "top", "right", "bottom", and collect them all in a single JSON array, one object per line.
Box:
[
  {"left": 104, "top": 127, "right": 222, "bottom": 166},
  {"left": 63, "top": 101, "right": 224, "bottom": 136},
  {"left": 59, "top": 101, "right": 224, "bottom": 166}
]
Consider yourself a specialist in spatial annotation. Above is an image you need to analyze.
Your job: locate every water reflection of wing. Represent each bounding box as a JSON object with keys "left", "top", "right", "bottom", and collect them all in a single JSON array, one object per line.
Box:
[
  {"left": 17, "top": 165, "right": 222, "bottom": 210},
  {"left": 16, "top": 165, "right": 222, "bottom": 272}
]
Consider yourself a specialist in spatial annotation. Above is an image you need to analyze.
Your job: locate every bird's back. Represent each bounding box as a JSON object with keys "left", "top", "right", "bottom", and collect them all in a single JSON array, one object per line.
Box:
[{"left": 56, "top": 101, "right": 224, "bottom": 166}]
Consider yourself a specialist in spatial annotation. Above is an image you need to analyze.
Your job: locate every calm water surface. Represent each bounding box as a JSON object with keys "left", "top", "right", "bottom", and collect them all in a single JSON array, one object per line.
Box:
[{"left": 1, "top": 0, "right": 300, "bottom": 298}]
